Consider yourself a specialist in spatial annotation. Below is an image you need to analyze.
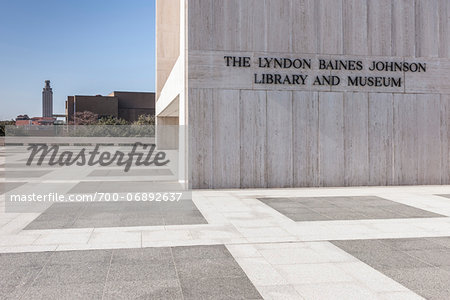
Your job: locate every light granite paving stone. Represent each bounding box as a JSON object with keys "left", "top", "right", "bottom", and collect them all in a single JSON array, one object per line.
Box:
[
  {"left": 225, "top": 244, "right": 260, "bottom": 258},
  {"left": 141, "top": 230, "right": 192, "bottom": 243},
  {"left": 256, "top": 285, "right": 304, "bottom": 300},
  {"left": 87, "top": 231, "right": 141, "bottom": 245},
  {"left": 236, "top": 227, "right": 293, "bottom": 238},
  {"left": 103, "top": 279, "right": 183, "bottom": 300},
  {"left": 23, "top": 283, "right": 105, "bottom": 300},
  {"left": 0, "top": 234, "right": 40, "bottom": 246},
  {"left": 274, "top": 263, "right": 355, "bottom": 285},
  {"left": 258, "top": 247, "right": 341, "bottom": 265},
  {"left": 377, "top": 291, "right": 425, "bottom": 300},
  {"left": 32, "top": 231, "right": 92, "bottom": 245},
  {"left": 294, "top": 282, "right": 380, "bottom": 300},
  {"left": 233, "top": 257, "right": 287, "bottom": 286}
]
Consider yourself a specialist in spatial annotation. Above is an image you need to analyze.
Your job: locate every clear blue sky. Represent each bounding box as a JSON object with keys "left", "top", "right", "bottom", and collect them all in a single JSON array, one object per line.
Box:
[{"left": 0, "top": 0, "right": 155, "bottom": 120}]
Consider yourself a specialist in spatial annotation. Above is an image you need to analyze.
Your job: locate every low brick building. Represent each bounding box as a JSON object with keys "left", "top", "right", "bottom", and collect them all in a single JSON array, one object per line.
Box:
[{"left": 65, "top": 91, "right": 155, "bottom": 123}]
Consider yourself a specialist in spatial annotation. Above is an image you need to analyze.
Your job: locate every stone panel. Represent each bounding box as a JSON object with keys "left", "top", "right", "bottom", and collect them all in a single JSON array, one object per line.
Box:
[
  {"left": 267, "top": 91, "right": 293, "bottom": 187},
  {"left": 212, "top": 90, "right": 241, "bottom": 188},
  {"left": 344, "top": 92, "right": 369, "bottom": 186},
  {"left": 319, "top": 92, "right": 345, "bottom": 186},
  {"left": 293, "top": 91, "right": 320, "bottom": 187},
  {"left": 188, "top": 89, "right": 213, "bottom": 188},
  {"left": 368, "top": 93, "right": 394, "bottom": 186},
  {"left": 240, "top": 90, "right": 267, "bottom": 188}
]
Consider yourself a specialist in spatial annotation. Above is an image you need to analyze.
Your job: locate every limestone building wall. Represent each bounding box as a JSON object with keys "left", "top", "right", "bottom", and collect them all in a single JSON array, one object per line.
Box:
[{"left": 157, "top": 0, "right": 450, "bottom": 188}]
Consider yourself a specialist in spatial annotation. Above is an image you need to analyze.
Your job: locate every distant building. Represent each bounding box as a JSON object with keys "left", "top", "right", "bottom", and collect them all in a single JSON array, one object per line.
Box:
[
  {"left": 16, "top": 115, "right": 56, "bottom": 126},
  {"left": 42, "top": 80, "right": 53, "bottom": 118},
  {"left": 65, "top": 91, "right": 155, "bottom": 123}
]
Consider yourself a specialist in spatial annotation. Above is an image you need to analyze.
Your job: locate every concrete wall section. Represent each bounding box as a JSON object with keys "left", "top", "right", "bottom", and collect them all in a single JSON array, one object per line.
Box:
[{"left": 180, "top": 0, "right": 450, "bottom": 188}]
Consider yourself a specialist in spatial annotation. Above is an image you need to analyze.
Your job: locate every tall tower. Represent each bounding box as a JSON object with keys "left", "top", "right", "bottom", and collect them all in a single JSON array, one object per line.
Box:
[{"left": 42, "top": 80, "right": 53, "bottom": 117}]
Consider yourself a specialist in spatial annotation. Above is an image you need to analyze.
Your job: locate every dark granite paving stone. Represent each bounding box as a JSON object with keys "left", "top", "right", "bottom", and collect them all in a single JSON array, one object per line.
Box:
[
  {"left": 119, "top": 214, "right": 166, "bottom": 227},
  {"left": 0, "top": 284, "right": 28, "bottom": 300},
  {"left": 0, "top": 266, "right": 42, "bottom": 291},
  {"left": 284, "top": 212, "right": 332, "bottom": 222},
  {"left": 0, "top": 252, "right": 52, "bottom": 267},
  {"left": 72, "top": 217, "right": 123, "bottom": 228},
  {"left": 405, "top": 250, "right": 450, "bottom": 267},
  {"left": 334, "top": 237, "right": 450, "bottom": 298},
  {"left": 103, "top": 279, "right": 182, "bottom": 300},
  {"left": 176, "top": 258, "right": 245, "bottom": 280},
  {"left": 0, "top": 182, "right": 26, "bottom": 194},
  {"left": 24, "top": 219, "right": 76, "bottom": 230},
  {"left": 22, "top": 283, "right": 104, "bottom": 300},
  {"left": 278, "top": 207, "right": 315, "bottom": 214},
  {"left": 380, "top": 238, "right": 448, "bottom": 251},
  {"left": 6, "top": 170, "right": 52, "bottom": 178},
  {"left": 111, "top": 248, "right": 173, "bottom": 266},
  {"left": 426, "top": 237, "right": 450, "bottom": 248},
  {"left": 33, "top": 263, "right": 109, "bottom": 286},
  {"left": 320, "top": 211, "right": 371, "bottom": 220},
  {"left": 107, "top": 262, "right": 178, "bottom": 282},
  {"left": 171, "top": 245, "right": 233, "bottom": 261},
  {"left": 386, "top": 205, "right": 442, "bottom": 218},
  {"left": 382, "top": 267, "right": 450, "bottom": 292},
  {"left": 179, "top": 276, "right": 262, "bottom": 300},
  {"left": 347, "top": 250, "right": 432, "bottom": 269},
  {"left": 40, "top": 203, "right": 86, "bottom": 214},
  {"left": 417, "top": 289, "right": 450, "bottom": 300},
  {"left": 88, "top": 168, "right": 173, "bottom": 177},
  {"left": 259, "top": 196, "right": 444, "bottom": 221},
  {"left": 331, "top": 240, "right": 398, "bottom": 254},
  {"left": 25, "top": 199, "right": 207, "bottom": 229},
  {"left": 163, "top": 215, "right": 208, "bottom": 226},
  {"left": 68, "top": 181, "right": 186, "bottom": 194},
  {"left": 48, "top": 250, "right": 112, "bottom": 265}
]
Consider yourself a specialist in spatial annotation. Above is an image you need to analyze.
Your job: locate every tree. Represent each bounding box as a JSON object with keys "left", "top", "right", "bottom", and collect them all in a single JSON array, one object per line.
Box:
[
  {"left": 72, "top": 111, "right": 98, "bottom": 125},
  {"left": 97, "top": 116, "right": 129, "bottom": 125},
  {"left": 0, "top": 120, "right": 15, "bottom": 136},
  {"left": 133, "top": 114, "right": 155, "bottom": 125}
]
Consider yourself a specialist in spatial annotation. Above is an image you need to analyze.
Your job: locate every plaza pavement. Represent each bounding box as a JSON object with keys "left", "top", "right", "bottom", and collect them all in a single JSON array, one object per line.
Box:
[{"left": 1, "top": 146, "right": 450, "bottom": 299}]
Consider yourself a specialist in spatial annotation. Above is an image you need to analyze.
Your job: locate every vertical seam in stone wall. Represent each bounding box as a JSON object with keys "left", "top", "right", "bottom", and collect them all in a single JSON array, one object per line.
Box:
[
  {"left": 318, "top": 92, "right": 322, "bottom": 186},
  {"left": 390, "top": 0, "right": 394, "bottom": 56},
  {"left": 343, "top": 92, "right": 347, "bottom": 185},
  {"left": 290, "top": 90, "right": 296, "bottom": 187},
  {"left": 264, "top": 90, "right": 268, "bottom": 188},
  {"left": 391, "top": 94, "right": 396, "bottom": 185},
  {"left": 414, "top": 0, "right": 419, "bottom": 58}
]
